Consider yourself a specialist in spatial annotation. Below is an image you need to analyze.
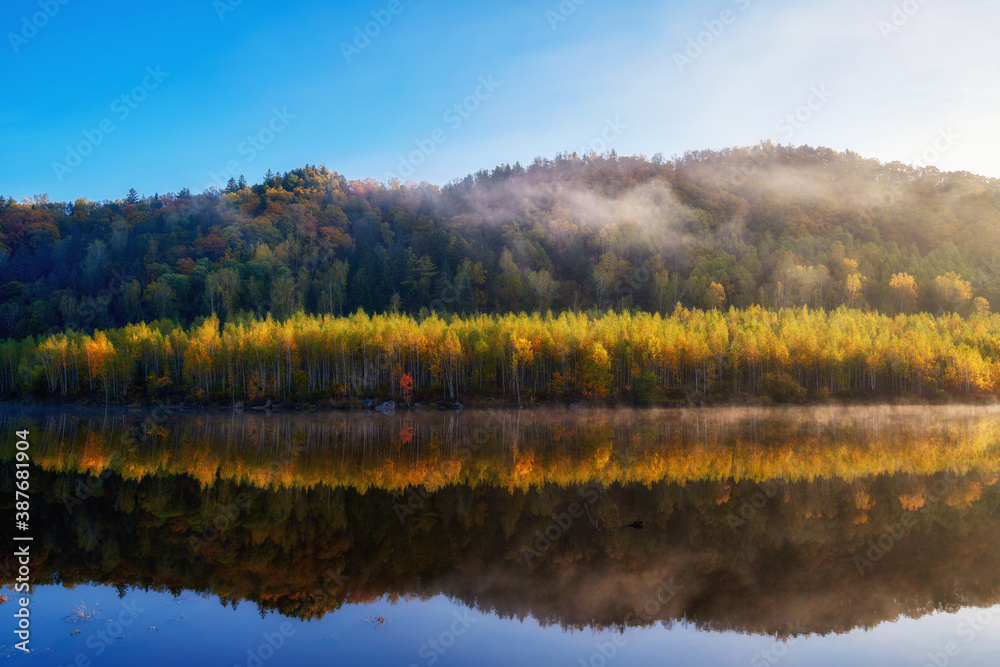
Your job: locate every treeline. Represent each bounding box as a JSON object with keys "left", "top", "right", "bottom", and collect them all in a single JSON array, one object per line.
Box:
[
  {"left": 3, "top": 144, "right": 1000, "bottom": 340},
  {"left": 2, "top": 306, "right": 999, "bottom": 404}
]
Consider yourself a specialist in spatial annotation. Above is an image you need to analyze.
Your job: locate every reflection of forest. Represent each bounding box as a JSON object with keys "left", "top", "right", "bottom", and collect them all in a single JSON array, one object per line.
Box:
[
  {"left": 4, "top": 405, "right": 1000, "bottom": 489},
  {"left": 4, "top": 468, "right": 1000, "bottom": 635},
  {"left": 2, "top": 406, "right": 1000, "bottom": 636}
]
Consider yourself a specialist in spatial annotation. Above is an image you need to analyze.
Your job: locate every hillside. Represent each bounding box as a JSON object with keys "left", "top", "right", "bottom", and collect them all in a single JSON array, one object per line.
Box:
[{"left": 2, "top": 143, "right": 1000, "bottom": 342}]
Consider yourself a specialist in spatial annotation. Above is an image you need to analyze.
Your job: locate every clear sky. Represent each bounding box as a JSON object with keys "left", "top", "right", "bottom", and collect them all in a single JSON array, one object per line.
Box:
[{"left": 2, "top": 0, "right": 998, "bottom": 203}]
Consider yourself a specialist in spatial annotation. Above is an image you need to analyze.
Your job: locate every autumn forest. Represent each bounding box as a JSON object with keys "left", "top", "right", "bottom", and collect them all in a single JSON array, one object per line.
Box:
[{"left": 3, "top": 143, "right": 1000, "bottom": 404}]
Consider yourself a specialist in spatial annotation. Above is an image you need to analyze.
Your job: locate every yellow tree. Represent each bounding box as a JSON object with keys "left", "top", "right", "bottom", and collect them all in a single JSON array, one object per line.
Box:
[
  {"left": 82, "top": 331, "right": 115, "bottom": 403},
  {"left": 708, "top": 282, "right": 726, "bottom": 310},
  {"left": 583, "top": 341, "right": 611, "bottom": 398},
  {"left": 512, "top": 336, "right": 535, "bottom": 405},
  {"left": 184, "top": 314, "right": 221, "bottom": 394},
  {"left": 933, "top": 272, "right": 972, "bottom": 314},
  {"left": 842, "top": 259, "right": 866, "bottom": 307},
  {"left": 889, "top": 272, "right": 917, "bottom": 314}
]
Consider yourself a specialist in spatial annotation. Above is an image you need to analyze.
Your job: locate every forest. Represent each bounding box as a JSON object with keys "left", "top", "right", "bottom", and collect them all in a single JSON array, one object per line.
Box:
[
  {"left": 2, "top": 144, "right": 1000, "bottom": 335},
  {"left": 1, "top": 306, "right": 999, "bottom": 404},
  {"left": 3, "top": 143, "right": 1000, "bottom": 403}
]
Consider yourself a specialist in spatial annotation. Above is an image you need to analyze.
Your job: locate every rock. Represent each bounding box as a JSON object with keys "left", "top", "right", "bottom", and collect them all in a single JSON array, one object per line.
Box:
[
  {"left": 375, "top": 400, "right": 395, "bottom": 415},
  {"left": 453, "top": 400, "right": 464, "bottom": 411},
  {"left": 568, "top": 402, "right": 582, "bottom": 410},
  {"left": 361, "top": 399, "right": 374, "bottom": 409}
]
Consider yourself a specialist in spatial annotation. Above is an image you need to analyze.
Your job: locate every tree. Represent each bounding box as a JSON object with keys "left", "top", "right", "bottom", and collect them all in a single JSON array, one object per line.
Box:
[
  {"left": 842, "top": 259, "right": 866, "bottom": 307},
  {"left": 120, "top": 280, "right": 143, "bottom": 322},
  {"left": 593, "top": 252, "right": 630, "bottom": 309},
  {"left": 511, "top": 336, "right": 535, "bottom": 405},
  {"left": 0, "top": 301, "right": 23, "bottom": 337},
  {"left": 403, "top": 251, "right": 438, "bottom": 307},
  {"left": 652, "top": 270, "right": 671, "bottom": 314},
  {"left": 582, "top": 341, "right": 611, "bottom": 398},
  {"left": 709, "top": 282, "right": 726, "bottom": 310},
  {"left": 145, "top": 278, "right": 176, "bottom": 319},
  {"left": 205, "top": 272, "right": 221, "bottom": 313},
  {"left": 82, "top": 331, "right": 114, "bottom": 403},
  {"left": 495, "top": 248, "right": 523, "bottom": 311},
  {"left": 83, "top": 240, "right": 108, "bottom": 284},
  {"left": 933, "top": 272, "right": 972, "bottom": 314},
  {"left": 320, "top": 260, "right": 349, "bottom": 316},
  {"left": 456, "top": 259, "right": 486, "bottom": 313},
  {"left": 889, "top": 272, "right": 917, "bottom": 314},
  {"left": 270, "top": 273, "right": 299, "bottom": 320},
  {"left": 399, "top": 372, "right": 414, "bottom": 407},
  {"left": 527, "top": 269, "right": 558, "bottom": 312}
]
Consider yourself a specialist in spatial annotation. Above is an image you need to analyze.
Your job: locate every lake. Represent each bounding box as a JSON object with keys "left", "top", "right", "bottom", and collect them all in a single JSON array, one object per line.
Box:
[{"left": 3, "top": 404, "right": 1000, "bottom": 666}]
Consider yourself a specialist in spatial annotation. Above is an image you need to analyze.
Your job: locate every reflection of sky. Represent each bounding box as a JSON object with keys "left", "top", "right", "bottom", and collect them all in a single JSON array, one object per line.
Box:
[{"left": 10, "top": 585, "right": 1000, "bottom": 666}]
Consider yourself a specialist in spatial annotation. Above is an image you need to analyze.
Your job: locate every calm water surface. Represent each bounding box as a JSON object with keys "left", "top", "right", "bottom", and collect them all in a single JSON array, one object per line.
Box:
[{"left": 3, "top": 404, "right": 1000, "bottom": 665}]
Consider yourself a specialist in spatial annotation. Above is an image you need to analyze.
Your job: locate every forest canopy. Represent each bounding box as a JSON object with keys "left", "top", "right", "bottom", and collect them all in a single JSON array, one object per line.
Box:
[{"left": 2, "top": 143, "right": 1000, "bottom": 342}]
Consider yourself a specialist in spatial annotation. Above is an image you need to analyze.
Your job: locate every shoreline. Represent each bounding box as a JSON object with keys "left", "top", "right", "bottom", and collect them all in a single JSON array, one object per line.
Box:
[{"left": 1, "top": 392, "right": 998, "bottom": 416}]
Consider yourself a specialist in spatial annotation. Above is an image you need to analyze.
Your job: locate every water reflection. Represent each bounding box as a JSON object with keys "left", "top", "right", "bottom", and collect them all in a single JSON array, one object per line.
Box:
[
  {"left": 3, "top": 404, "right": 1000, "bottom": 489},
  {"left": 2, "top": 405, "right": 1000, "bottom": 639}
]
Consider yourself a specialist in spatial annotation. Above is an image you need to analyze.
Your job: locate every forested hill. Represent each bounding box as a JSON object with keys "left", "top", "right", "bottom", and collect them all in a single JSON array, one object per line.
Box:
[{"left": 2, "top": 143, "right": 1000, "bottom": 339}]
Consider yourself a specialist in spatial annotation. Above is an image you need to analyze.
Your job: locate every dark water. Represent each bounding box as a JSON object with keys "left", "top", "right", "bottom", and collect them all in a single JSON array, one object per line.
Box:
[{"left": 3, "top": 405, "right": 1000, "bottom": 665}]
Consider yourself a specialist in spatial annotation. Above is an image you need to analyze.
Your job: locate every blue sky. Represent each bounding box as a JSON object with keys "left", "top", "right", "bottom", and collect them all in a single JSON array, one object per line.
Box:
[{"left": 2, "top": 0, "right": 998, "bottom": 202}]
